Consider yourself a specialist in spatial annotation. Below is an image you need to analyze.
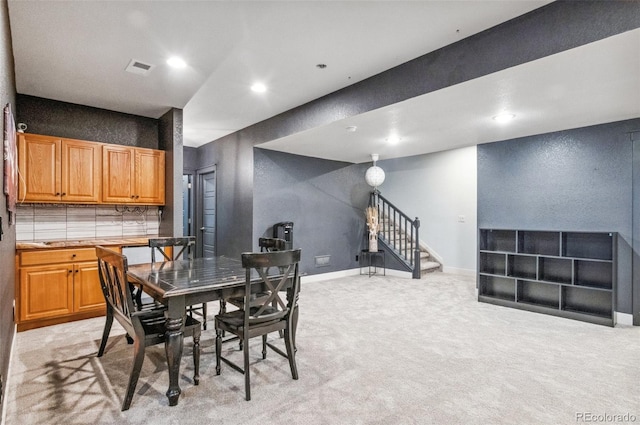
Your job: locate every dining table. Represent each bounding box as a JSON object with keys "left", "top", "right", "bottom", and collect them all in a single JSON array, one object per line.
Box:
[{"left": 127, "top": 255, "right": 299, "bottom": 407}]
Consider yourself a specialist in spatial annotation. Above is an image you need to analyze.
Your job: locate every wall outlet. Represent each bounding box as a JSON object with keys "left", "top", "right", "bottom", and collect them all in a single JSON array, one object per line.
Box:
[
  {"left": 355, "top": 254, "right": 359, "bottom": 262},
  {"left": 314, "top": 255, "right": 331, "bottom": 267}
]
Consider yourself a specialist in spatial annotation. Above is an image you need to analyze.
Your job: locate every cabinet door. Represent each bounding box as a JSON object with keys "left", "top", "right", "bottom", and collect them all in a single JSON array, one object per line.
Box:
[
  {"left": 18, "top": 133, "right": 62, "bottom": 202},
  {"left": 62, "top": 139, "right": 101, "bottom": 203},
  {"left": 19, "top": 265, "right": 73, "bottom": 321},
  {"left": 135, "top": 148, "right": 165, "bottom": 205},
  {"left": 102, "top": 145, "right": 134, "bottom": 203},
  {"left": 73, "top": 262, "right": 105, "bottom": 312}
]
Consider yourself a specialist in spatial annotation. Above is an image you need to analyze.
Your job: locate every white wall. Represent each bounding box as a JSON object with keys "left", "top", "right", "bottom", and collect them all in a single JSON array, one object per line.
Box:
[{"left": 379, "top": 146, "right": 477, "bottom": 273}]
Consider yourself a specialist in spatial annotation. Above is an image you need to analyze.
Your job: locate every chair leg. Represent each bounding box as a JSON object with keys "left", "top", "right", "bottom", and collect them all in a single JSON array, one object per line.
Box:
[
  {"left": 262, "top": 335, "right": 267, "bottom": 359},
  {"left": 215, "top": 329, "right": 222, "bottom": 375},
  {"left": 193, "top": 333, "right": 201, "bottom": 385},
  {"left": 244, "top": 337, "right": 251, "bottom": 401},
  {"left": 218, "top": 300, "right": 226, "bottom": 337},
  {"left": 284, "top": 327, "right": 298, "bottom": 380},
  {"left": 202, "top": 303, "right": 207, "bottom": 330},
  {"left": 122, "top": 340, "right": 145, "bottom": 411},
  {"left": 135, "top": 288, "right": 143, "bottom": 311},
  {"left": 97, "top": 309, "right": 113, "bottom": 357}
]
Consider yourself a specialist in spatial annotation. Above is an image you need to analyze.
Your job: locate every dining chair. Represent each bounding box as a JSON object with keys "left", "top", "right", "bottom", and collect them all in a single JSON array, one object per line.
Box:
[
  {"left": 147, "top": 236, "right": 209, "bottom": 330},
  {"left": 215, "top": 249, "right": 301, "bottom": 401},
  {"left": 95, "top": 246, "right": 201, "bottom": 411},
  {"left": 223, "top": 237, "right": 288, "bottom": 344}
]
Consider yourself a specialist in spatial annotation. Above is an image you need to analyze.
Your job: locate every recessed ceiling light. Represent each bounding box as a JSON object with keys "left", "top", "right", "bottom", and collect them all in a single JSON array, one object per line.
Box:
[
  {"left": 251, "top": 82, "right": 267, "bottom": 93},
  {"left": 166, "top": 56, "right": 187, "bottom": 68},
  {"left": 386, "top": 135, "right": 401, "bottom": 144},
  {"left": 346, "top": 126, "right": 357, "bottom": 132},
  {"left": 493, "top": 113, "right": 516, "bottom": 123}
]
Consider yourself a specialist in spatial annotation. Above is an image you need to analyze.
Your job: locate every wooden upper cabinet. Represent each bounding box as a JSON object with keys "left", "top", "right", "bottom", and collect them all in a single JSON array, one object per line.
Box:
[
  {"left": 135, "top": 148, "right": 165, "bottom": 205},
  {"left": 102, "top": 145, "right": 134, "bottom": 203},
  {"left": 18, "top": 133, "right": 101, "bottom": 203},
  {"left": 102, "top": 145, "right": 165, "bottom": 205},
  {"left": 18, "top": 133, "right": 62, "bottom": 202},
  {"left": 62, "top": 139, "right": 101, "bottom": 203},
  {"left": 18, "top": 133, "right": 164, "bottom": 205}
]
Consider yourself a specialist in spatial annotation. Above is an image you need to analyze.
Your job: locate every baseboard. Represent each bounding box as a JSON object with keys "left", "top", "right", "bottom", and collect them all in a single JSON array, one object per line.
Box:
[
  {"left": 442, "top": 266, "right": 476, "bottom": 277},
  {"left": 615, "top": 312, "right": 634, "bottom": 326},
  {"left": 301, "top": 268, "right": 360, "bottom": 283},
  {"left": 301, "top": 267, "right": 414, "bottom": 283},
  {"left": 1, "top": 323, "right": 17, "bottom": 425}
]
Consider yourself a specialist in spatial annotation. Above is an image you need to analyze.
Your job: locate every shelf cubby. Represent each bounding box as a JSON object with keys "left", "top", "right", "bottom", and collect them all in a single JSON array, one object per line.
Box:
[
  {"left": 538, "top": 257, "right": 572, "bottom": 284},
  {"left": 574, "top": 259, "right": 612, "bottom": 289},
  {"left": 479, "top": 275, "right": 515, "bottom": 301},
  {"left": 562, "top": 232, "right": 613, "bottom": 260},
  {"left": 479, "top": 229, "right": 516, "bottom": 252},
  {"left": 517, "top": 231, "right": 560, "bottom": 256},
  {"left": 507, "top": 254, "right": 537, "bottom": 280},
  {"left": 478, "top": 228, "right": 616, "bottom": 327},
  {"left": 562, "top": 286, "right": 612, "bottom": 318},
  {"left": 479, "top": 252, "right": 506, "bottom": 275},
  {"left": 517, "top": 280, "right": 560, "bottom": 309}
]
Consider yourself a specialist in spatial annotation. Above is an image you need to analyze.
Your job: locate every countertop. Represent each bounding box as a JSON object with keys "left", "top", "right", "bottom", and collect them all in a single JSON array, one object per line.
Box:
[{"left": 16, "top": 237, "right": 151, "bottom": 250}]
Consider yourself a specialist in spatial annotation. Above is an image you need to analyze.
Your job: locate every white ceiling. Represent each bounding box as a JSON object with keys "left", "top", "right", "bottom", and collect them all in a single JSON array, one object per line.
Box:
[
  {"left": 261, "top": 29, "right": 640, "bottom": 163},
  {"left": 9, "top": 1, "right": 637, "bottom": 165}
]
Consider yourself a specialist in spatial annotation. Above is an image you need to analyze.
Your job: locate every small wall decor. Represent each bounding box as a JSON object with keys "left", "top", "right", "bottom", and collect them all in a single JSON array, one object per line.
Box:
[{"left": 3, "top": 103, "right": 17, "bottom": 224}]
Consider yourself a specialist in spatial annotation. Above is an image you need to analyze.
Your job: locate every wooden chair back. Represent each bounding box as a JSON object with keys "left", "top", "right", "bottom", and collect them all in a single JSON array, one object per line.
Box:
[
  {"left": 240, "top": 249, "right": 301, "bottom": 325},
  {"left": 96, "top": 246, "right": 136, "bottom": 336},
  {"left": 149, "top": 236, "right": 195, "bottom": 263}
]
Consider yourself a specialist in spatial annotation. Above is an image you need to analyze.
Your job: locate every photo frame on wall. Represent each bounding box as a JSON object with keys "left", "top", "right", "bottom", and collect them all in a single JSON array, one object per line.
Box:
[{"left": 3, "top": 103, "right": 17, "bottom": 224}]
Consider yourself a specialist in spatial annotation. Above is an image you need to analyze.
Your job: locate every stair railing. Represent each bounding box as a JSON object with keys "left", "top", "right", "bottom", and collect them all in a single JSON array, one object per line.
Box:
[{"left": 369, "top": 190, "right": 421, "bottom": 279}]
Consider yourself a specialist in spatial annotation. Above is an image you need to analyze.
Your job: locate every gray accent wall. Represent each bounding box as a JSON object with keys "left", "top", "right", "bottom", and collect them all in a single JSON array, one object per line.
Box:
[
  {"left": 158, "top": 108, "right": 183, "bottom": 237},
  {"left": 194, "top": 133, "right": 254, "bottom": 258},
  {"left": 253, "top": 149, "right": 370, "bottom": 275},
  {"left": 380, "top": 146, "right": 477, "bottom": 273},
  {"left": 478, "top": 119, "right": 640, "bottom": 320},
  {"left": 0, "top": 0, "right": 15, "bottom": 411},
  {"left": 16, "top": 94, "right": 159, "bottom": 148}
]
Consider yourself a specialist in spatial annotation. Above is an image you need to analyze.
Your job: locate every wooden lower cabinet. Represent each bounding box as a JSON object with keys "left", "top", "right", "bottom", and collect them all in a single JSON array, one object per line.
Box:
[{"left": 16, "top": 247, "right": 109, "bottom": 331}]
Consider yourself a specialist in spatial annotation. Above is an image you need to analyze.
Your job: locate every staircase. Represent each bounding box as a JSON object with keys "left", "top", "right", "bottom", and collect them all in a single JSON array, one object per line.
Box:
[{"left": 369, "top": 191, "right": 442, "bottom": 278}]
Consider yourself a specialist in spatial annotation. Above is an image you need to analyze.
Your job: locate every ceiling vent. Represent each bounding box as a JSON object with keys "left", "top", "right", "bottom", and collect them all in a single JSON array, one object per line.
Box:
[{"left": 125, "top": 59, "right": 155, "bottom": 76}]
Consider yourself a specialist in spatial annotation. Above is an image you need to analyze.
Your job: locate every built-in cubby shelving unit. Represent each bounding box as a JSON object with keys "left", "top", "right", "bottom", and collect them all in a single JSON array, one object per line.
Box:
[{"left": 478, "top": 229, "right": 616, "bottom": 326}]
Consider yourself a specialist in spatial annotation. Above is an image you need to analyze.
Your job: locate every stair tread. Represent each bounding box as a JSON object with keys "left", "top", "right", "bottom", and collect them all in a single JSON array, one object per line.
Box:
[{"left": 421, "top": 261, "right": 440, "bottom": 270}]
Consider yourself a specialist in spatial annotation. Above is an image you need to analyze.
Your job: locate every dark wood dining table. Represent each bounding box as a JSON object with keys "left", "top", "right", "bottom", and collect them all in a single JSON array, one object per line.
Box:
[{"left": 127, "top": 255, "right": 297, "bottom": 407}]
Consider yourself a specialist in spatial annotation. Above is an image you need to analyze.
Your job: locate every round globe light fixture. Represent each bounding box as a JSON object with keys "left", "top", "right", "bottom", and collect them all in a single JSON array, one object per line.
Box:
[{"left": 365, "top": 154, "right": 385, "bottom": 189}]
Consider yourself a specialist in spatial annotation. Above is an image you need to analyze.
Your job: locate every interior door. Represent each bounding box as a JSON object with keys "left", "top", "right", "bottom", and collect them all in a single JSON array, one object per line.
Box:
[{"left": 196, "top": 167, "right": 216, "bottom": 258}]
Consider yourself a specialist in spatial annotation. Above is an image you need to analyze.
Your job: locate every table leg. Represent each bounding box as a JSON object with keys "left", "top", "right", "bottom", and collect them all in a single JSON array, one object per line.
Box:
[{"left": 165, "top": 305, "right": 185, "bottom": 406}]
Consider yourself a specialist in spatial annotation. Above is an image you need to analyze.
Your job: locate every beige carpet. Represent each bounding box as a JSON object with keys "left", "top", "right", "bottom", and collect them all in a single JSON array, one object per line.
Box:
[{"left": 4, "top": 272, "right": 640, "bottom": 425}]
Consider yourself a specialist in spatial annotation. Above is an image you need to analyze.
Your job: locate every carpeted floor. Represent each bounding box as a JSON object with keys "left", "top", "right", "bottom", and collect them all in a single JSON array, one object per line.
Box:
[{"left": 3, "top": 272, "right": 640, "bottom": 425}]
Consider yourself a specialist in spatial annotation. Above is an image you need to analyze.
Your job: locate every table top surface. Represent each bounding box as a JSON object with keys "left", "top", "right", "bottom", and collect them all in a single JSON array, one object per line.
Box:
[{"left": 128, "top": 256, "right": 250, "bottom": 298}]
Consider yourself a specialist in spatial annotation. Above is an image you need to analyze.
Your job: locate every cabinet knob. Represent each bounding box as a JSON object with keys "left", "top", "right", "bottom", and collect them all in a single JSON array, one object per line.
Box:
[
  {"left": 61, "top": 193, "right": 66, "bottom": 196},
  {"left": 72, "top": 254, "right": 76, "bottom": 257},
  {"left": 55, "top": 192, "right": 60, "bottom": 196},
  {"left": 68, "top": 270, "right": 73, "bottom": 273},
  {"left": 131, "top": 195, "right": 135, "bottom": 198}
]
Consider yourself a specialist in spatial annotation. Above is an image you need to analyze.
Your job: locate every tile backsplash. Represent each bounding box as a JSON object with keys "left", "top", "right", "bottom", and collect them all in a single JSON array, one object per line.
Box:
[{"left": 16, "top": 204, "right": 160, "bottom": 241}]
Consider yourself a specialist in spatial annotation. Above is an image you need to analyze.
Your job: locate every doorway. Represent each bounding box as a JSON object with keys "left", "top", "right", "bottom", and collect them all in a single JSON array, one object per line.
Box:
[{"left": 196, "top": 166, "right": 216, "bottom": 258}]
